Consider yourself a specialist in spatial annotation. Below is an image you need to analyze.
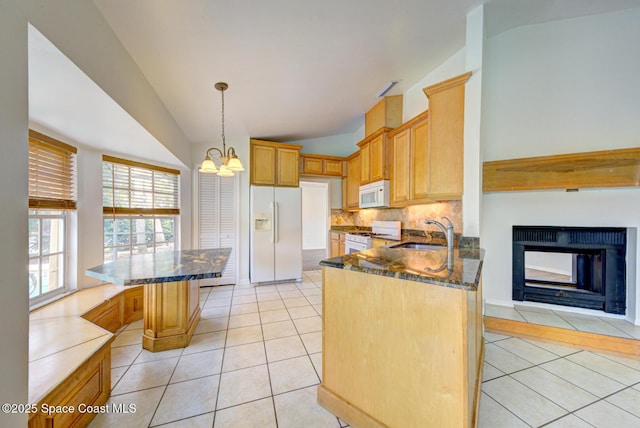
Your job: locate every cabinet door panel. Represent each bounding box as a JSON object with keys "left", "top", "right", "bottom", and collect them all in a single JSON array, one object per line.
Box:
[
  {"left": 302, "top": 157, "right": 323, "bottom": 175},
  {"left": 391, "top": 129, "right": 411, "bottom": 205},
  {"left": 324, "top": 159, "right": 343, "bottom": 176},
  {"left": 369, "top": 134, "right": 386, "bottom": 182},
  {"left": 411, "top": 118, "right": 430, "bottom": 201},
  {"left": 359, "top": 143, "right": 370, "bottom": 185},
  {"left": 251, "top": 145, "right": 276, "bottom": 185},
  {"left": 347, "top": 155, "right": 361, "bottom": 210},
  {"left": 426, "top": 83, "right": 465, "bottom": 199},
  {"left": 277, "top": 148, "right": 300, "bottom": 187}
]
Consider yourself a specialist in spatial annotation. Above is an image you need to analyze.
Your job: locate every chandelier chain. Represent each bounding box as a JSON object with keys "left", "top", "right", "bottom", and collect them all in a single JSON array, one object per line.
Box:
[{"left": 220, "top": 86, "right": 226, "bottom": 153}]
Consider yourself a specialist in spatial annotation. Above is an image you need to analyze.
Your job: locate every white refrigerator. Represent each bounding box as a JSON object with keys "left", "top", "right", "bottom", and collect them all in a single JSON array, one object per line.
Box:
[{"left": 250, "top": 186, "right": 302, "bottom": 284}]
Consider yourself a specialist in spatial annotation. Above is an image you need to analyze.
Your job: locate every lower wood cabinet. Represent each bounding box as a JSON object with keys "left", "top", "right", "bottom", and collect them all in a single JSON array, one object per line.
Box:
[
  {"left": 319, "top": 268, "right": 483, "bottom": 427},
  {"left": 81, "top": 286, "right": 144, "bottom": 332},
  {"left": 123, "top": 285, "right": 144, "bottom": 324},
  {"left": 82, "top": 297, "right": 122, "bottom": 333},
  {"left": 28, "top": 338, "right": 112, "bottom": 428},
  {"left": 330, "top": 232, "right": 346, "bottom": 257}
]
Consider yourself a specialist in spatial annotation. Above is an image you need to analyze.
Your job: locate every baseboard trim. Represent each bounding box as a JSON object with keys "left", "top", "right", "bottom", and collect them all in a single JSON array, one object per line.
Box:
[{"left": 484, "top": 316, "right": 640, "bottom": 359}]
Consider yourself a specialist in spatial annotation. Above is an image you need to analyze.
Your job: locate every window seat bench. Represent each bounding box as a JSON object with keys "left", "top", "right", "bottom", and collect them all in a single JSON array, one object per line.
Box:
[{"left": 28, "top": 284, "right": 144, "bottom": 427}]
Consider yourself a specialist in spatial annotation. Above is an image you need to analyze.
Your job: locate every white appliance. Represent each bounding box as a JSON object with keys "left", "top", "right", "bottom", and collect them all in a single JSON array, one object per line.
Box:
[
  {"left": 344, "top": 221, "right": 401, "bottom": 254},
  {"left": 250, "top": 186, "right": 302, "bottom": 284},
  {"left": 359, "top": 180, "right": 390, "bottom": 208}
]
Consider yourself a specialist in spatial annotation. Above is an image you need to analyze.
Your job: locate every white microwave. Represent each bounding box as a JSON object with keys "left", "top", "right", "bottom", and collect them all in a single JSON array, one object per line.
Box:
[{"left": 359, "top": 180, "right": 390, "bottom": 208}]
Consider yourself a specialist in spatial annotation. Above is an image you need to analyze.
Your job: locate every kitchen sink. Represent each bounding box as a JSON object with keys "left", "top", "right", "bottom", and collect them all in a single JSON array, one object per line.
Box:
[{"left": 388, "top": 242, "right": 444, "bottom": 251}]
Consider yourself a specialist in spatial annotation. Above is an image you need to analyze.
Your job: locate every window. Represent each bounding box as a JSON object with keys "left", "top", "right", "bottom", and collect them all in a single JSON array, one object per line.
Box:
[
  {"left": 102, "top": 156, "right": 180, "bottom": 261},
  {"left": 28, "top": 130, "right": 76, "bottom": 302}
]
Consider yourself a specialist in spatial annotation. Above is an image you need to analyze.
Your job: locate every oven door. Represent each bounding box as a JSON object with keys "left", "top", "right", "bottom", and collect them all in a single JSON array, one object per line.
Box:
[{"left": 344, "top": 240, "right": 369, "bottom": 254}]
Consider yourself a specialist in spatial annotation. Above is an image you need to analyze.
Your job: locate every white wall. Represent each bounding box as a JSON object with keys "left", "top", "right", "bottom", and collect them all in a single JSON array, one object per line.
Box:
[
  {"left": 300, "top": 181, "right": 329, "bottom": 250},
  {"left": 293, "top": 133, "right": 357, "bottom": 157},
  {"left": 0, "top": 2, "right": 29, "bottom": 425},
  {"left": 26, "top": 0, "right": 192, "bottom": 167},
  {"left": 481, "top": 8, "right": 640, "bottom": 322}
]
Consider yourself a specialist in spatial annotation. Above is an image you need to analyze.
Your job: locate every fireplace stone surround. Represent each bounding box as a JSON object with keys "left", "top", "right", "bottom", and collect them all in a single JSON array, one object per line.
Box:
[{"left": 512, "top": 226, "right": 627, "bottom": 315}]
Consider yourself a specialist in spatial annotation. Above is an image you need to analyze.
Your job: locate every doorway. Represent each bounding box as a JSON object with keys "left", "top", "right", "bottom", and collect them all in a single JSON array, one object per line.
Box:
[{"left": 300, "top": 181, "right": 329, "bottom": 271}]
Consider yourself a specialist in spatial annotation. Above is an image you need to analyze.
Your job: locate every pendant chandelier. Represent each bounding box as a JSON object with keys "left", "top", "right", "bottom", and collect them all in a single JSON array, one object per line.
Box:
[{"left": 199, "top": 82, "right": 244, "bottom": 176}]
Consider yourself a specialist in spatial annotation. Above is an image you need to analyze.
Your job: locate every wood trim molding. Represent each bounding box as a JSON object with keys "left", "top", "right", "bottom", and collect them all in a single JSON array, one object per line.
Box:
[
  {"left": 102, "top": 154, "right": 181, "bottom": 175},
  {"left": 423, "top": 71, "right": 472, "bottom": 98},
  {"left": 484, "top": 316, "right": 640, "bottom": 359},
  {"left": 483, "top": 147, "right": 640, "bottom": 192},
  {"left": 249, "top": 138, "right": 303, "bottom": 151},
  {"left": 29, "top": 129, "right": 78, "bottom": 153},
  {"left": 356, "top": 127, "right": 392, "bottom": 148}
]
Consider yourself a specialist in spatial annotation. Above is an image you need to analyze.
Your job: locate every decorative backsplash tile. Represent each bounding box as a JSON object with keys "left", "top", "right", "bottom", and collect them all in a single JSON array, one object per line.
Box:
[{"left": 331, "top": 201, "right": 463, "bottom": 235}]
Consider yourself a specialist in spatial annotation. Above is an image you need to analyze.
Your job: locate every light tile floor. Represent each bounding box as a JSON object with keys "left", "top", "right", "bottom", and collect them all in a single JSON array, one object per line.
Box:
[{"left": 89, "top": 273, "right": 640, "bottom": 427}]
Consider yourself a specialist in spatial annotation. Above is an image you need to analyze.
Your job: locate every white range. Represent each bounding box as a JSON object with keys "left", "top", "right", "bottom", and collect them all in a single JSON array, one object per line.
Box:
[{"left": 343, "top": 221, "right": 401, "bottom": 254}]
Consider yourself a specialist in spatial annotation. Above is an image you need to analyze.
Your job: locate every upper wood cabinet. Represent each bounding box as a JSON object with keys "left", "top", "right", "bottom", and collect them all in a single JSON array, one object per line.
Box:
[
  {"left": 365, "top": 95, "right": 403, "bottom": 137},
  {"left": 422, "top": 72, "right": 471, "bottom": 200},
  {"left": 300, "top": 154, "right": 345, "bottom": 177},
  {"left": 344, "top": 151, "right": 361, "bottom": 211},
  {"left": 357, "top": 129, "right": 390, "bottom": 185},
  {"left": 250, "top": 139, "right": 302, "bottom": 187},
  {"left": 389, "top": 111, "right": 430, "bottom": 206}
]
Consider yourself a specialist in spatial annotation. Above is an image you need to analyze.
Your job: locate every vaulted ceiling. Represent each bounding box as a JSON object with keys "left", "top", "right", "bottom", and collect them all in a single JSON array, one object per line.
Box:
[{"left": 27, "top": 0, "right": 640, "bottom": 167}]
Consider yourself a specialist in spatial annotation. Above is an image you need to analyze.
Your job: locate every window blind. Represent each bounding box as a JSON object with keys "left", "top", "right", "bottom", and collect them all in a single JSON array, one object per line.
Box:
[
  {"left": 28, "top": 130, "right": 77, "bottom": 210},
  {"left": 102, "top": 155, "right": 180, "bottom": 215}
]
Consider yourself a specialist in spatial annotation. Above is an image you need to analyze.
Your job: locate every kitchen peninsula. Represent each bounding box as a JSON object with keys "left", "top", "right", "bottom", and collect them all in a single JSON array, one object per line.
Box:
[
  {"left": 86, "top": 248, "right": 231, "bottom": 352},
  {"left": 318, "top": 244, "right": 484, "bottom": 428}
]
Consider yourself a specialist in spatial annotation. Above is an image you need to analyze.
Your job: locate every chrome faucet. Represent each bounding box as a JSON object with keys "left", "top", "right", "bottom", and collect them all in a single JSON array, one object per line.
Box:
[{"left": 425, "top": 217, "right": 455, "bottom": 252}]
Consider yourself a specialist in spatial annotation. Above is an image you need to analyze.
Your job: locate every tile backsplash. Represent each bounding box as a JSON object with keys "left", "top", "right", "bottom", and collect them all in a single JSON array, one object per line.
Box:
[{"left": 331, "top": 201, "right": 462, "bottom": 234}]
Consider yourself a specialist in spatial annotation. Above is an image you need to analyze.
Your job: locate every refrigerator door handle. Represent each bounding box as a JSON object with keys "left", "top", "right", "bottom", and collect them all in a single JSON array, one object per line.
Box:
[
  {"left": 274, "top": 201, "right": 279, "bottom": 244},
  {"left": 269, "top": 202, "right": 275, "bottom": 244}
]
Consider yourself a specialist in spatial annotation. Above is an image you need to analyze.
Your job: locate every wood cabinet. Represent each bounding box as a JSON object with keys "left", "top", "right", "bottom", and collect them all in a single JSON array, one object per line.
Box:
[
  {"left": 358, "top": 129, "right": 390, "bottom": 185},
  {"left": 318, "top": 267, "right": 483, "bottom": 428},
  {"left": 28, "top": 338, "right": 112, "bottom": 428},
  {"left": 365, "top": 95, "right": 403, "bottom": 137},
  {"left": 143, "top": 280, "right": 200, "bottom": 352},
  {"left": 300, "top": 154, "right": 345, "bottom": 177},
  {"left": 389, "top": 111, "right": 430, "bottom": 206},
  {"left": 372, "top": 238, "right": 394, "bottom": 248},
  {"left": 330, "top": 231, "right": 346, "bottom": 257},
  {"left": 250, "top": 139, "right": 302, "bottom": 187},
  {"left": 482, "top": 147, "right": 640, "bottom": 192},
  {"left": 344, "top": 151, "right": 361, "bottom": 211},
  {"left": 422, "top": 72, "right": 471, "bottom": 200},
  {"left": 123, "top": 285, "right": 144, "bottom": 324},
  {"left": 82, "top": 297, "right": 123, "bottom": 333}
]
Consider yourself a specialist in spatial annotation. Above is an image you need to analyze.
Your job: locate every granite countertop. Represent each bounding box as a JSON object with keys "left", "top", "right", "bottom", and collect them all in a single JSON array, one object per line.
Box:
[
  {"left": 320, "top": 240, "right": 483, "bottom": 291},
  {"left": 86, "top": 248, "right": 232, "bottom": 286}
]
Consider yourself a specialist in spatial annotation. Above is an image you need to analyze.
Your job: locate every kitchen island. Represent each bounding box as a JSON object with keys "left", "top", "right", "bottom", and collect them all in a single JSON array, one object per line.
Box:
[
  {"left": 318, "top": 243, "right": 484, "bottom": 428},
  {"left": 86, "top": 248, "right": 231, "bottom": 352}
]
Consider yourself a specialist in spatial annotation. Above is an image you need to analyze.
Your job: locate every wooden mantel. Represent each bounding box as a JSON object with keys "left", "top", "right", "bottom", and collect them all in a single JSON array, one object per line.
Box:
[{"left": 483, "top": 147, "right": 640, "bottom": 192}]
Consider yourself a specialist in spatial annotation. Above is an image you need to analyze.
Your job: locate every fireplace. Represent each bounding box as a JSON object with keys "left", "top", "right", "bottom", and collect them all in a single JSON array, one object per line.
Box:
[{"left": 512, "top": 226, "right": 626, "bottom": 314}]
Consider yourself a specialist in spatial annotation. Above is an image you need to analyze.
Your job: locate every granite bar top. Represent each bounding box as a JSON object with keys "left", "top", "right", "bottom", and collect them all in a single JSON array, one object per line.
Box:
[
  {"left": 86, "top": 248, "right": 232, "bottom": 286},
  {"left": 320, "top": 241, "right": 483, "bottom": 291}
]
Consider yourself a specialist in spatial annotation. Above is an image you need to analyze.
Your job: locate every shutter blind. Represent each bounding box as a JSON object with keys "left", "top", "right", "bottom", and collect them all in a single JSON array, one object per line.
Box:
[
  {"left": 198, "top": 170, "right": 237, "bottom": 286},
  {"left": 102, "top": 155, "right": 180, "bottom": 215},
  {"left": 28, "top": 130, "right": 77, "bottom": 210}
]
